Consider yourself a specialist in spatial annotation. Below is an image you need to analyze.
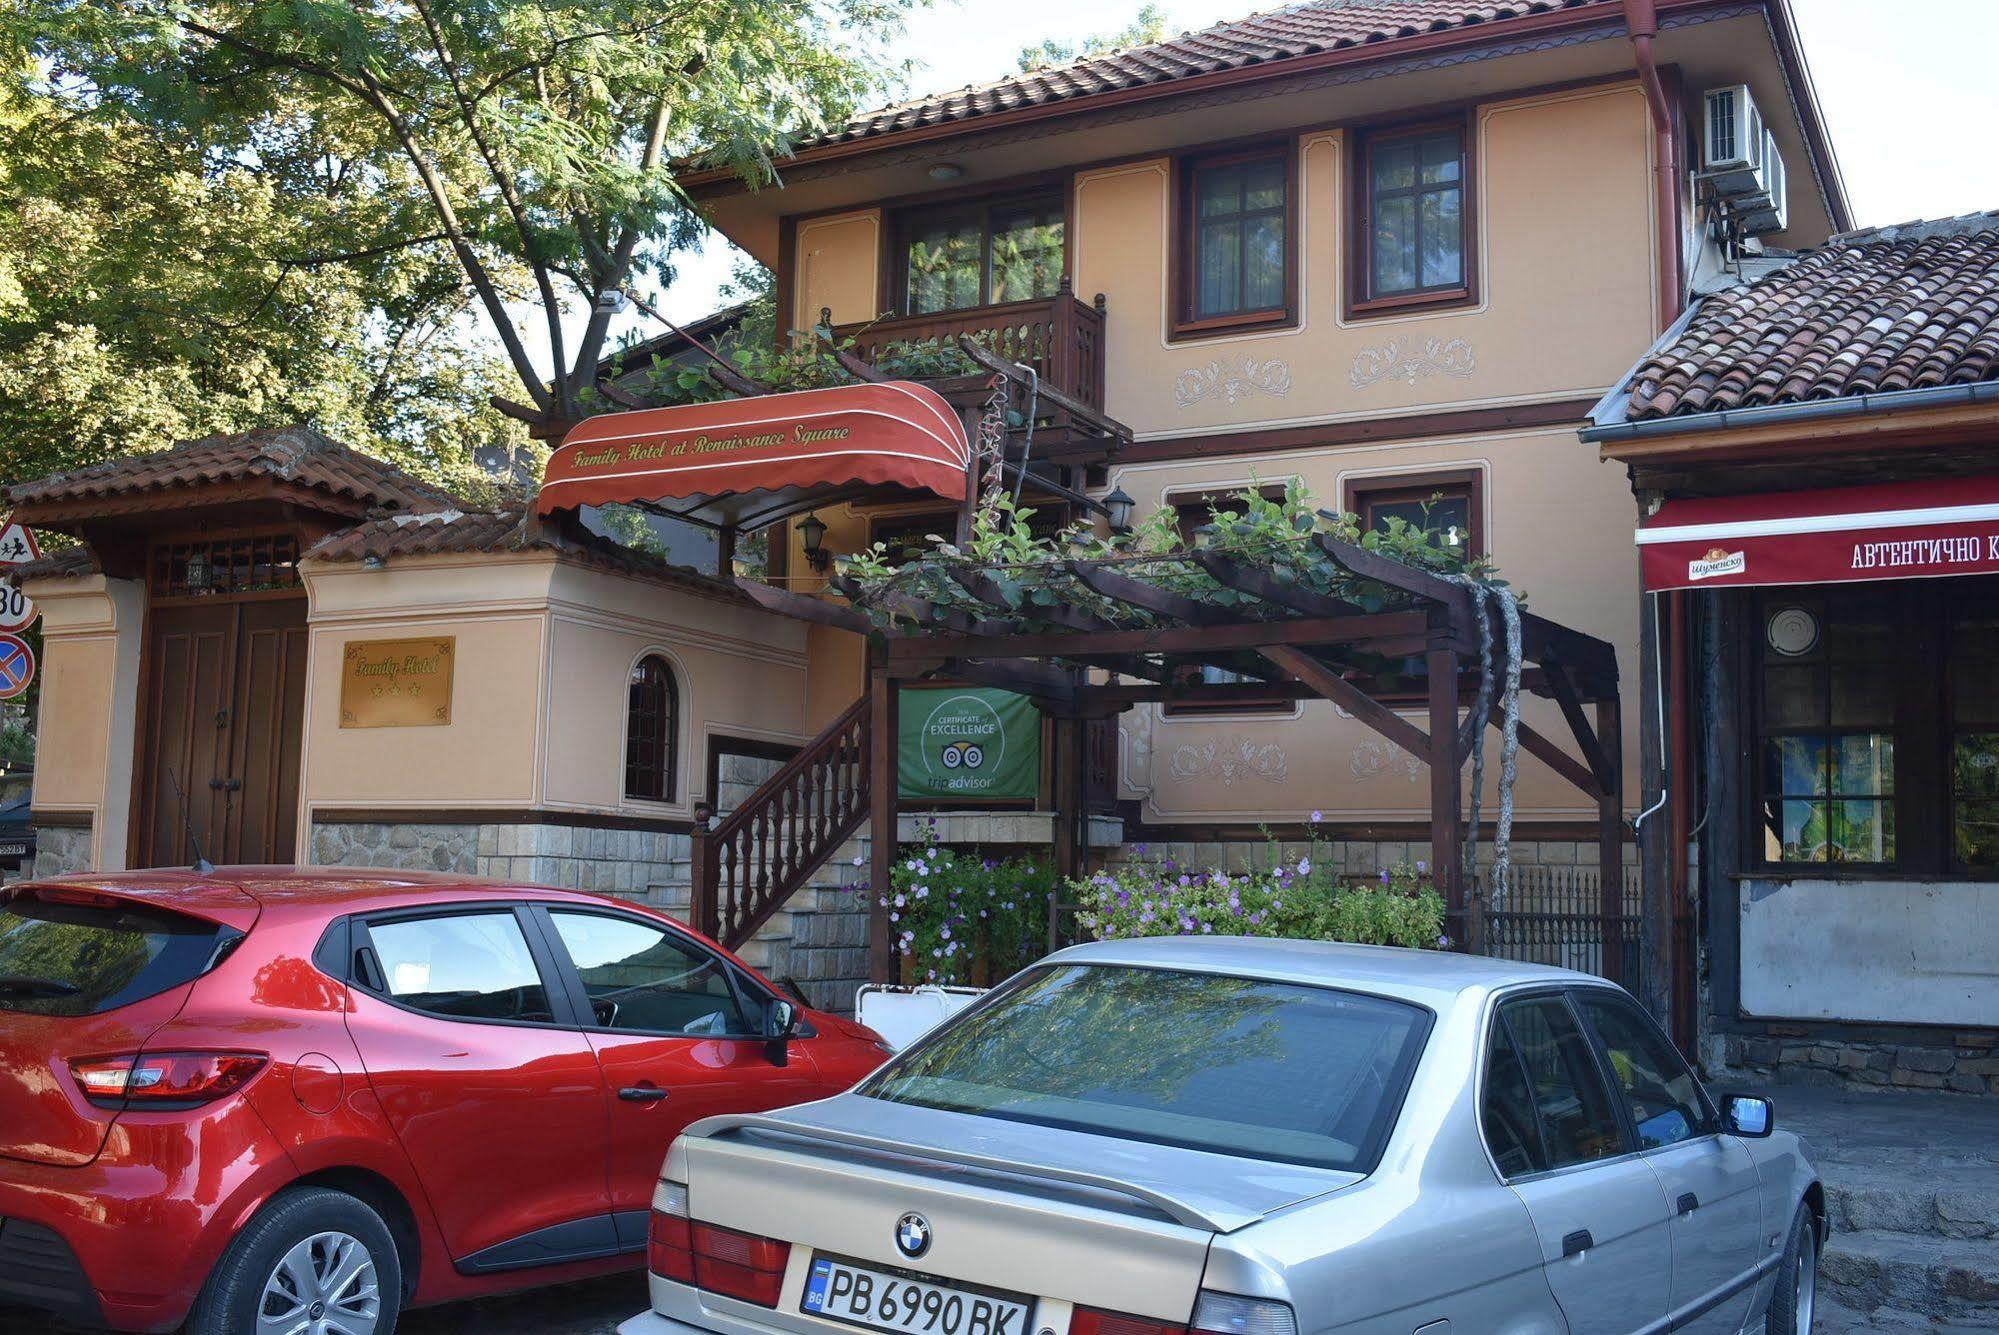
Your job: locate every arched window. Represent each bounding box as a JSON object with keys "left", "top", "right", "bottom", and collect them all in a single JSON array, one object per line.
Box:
[{"left": 625, "top": 655, "right": 678, "bottom": 802}]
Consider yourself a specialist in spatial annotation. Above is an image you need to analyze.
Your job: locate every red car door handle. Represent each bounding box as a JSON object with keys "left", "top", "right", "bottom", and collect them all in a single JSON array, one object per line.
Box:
[{"left": 617, "top": 1085, "right": 669, "bottom": 1103}]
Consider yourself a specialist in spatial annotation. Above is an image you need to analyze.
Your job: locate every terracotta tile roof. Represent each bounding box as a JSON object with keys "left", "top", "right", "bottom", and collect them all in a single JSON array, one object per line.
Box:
[
  {"left": 4, "top": 545, "right": 98, "bottom": 585},
  {"left": 803, "top": 0, "right": 1615, "bottom": 150},
  {"left": 304, "top": 508, "right": 747, "bottom": 602},
  {"left": 5, "top": 424, "right": 458, "bottom": 514},
  {"left": 1621, "top": 210, "right": 1999, "bottom": 422}
]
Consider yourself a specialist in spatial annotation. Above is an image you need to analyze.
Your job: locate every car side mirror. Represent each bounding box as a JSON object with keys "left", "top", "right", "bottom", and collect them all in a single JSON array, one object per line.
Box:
[
  {"left": 762, "top": 998, "right": 799, "bottom": 1066},
  {"left": 1722, "top": 1093, "right": 1774, "bottom": 1137}
]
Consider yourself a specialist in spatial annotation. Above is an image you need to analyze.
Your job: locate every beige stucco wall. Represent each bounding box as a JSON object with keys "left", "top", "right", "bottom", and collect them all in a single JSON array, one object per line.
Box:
[
  {"left": 298, "top": 553, "right": 812, "bottom": 833},
  {"left": 23, "top": 573, "right": 143, "bottom": 869},
  {"left": 539, "top": 562, "right": 810, "bottom": 815},
  {"left": 1108, "top": 422, "right": 1640, "bottom": 826},
  {"left": 1073, "top": 82, "right": 1658, "bottom": 443}
]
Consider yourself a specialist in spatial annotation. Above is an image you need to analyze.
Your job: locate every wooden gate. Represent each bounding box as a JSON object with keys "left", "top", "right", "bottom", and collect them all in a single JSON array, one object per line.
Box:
[{"left": 136, "top": 593, "right": 308, "bottom": 868}]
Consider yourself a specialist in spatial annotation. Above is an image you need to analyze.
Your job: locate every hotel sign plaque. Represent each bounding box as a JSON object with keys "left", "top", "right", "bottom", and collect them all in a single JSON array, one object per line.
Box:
[{"left": 340, "top": 637, "right": 455, "bottom": 728}]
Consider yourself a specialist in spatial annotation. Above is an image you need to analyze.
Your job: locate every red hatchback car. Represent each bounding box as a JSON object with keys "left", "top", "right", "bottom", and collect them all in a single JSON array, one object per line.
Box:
[{"left": 0, "top": 867, "right": 888, "bottom": 1334}]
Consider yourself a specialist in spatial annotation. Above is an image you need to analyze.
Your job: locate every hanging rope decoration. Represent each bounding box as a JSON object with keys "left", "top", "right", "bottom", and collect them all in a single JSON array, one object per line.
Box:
[
  {"left": 1451, "top": 575, "right": 1495, "bottom": 885},
  {"left": 1489, "top": 585, "right": 1525, "bottom": 908},
  {"left": 975, "top": 378, "right": 1010, "bottom": 501}
]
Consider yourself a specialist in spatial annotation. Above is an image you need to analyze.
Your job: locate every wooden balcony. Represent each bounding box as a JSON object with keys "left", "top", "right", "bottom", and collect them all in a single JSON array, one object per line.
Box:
[{"left": 833, "top": 281, "right": 1107, "bottom": 414}]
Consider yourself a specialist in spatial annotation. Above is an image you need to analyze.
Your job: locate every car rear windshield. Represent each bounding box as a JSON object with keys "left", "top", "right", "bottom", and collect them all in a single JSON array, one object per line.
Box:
[
  {"left": 859, "top": 963, "right": 1430, "bottom": 1172},
  {"left": 0, "top": 893, "right": 234, "bottom": 1017}
]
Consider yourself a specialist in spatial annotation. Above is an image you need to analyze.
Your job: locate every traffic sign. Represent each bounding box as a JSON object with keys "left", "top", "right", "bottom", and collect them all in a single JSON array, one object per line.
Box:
[
  {"left": 0, "top": 518, "right": 39, "bottom": 567},
  {"left": 0, "top": 582, "right": 33, "bottom": 633},
  {"left": 0, "top": 632, "right": 33, "bottom": 701}
]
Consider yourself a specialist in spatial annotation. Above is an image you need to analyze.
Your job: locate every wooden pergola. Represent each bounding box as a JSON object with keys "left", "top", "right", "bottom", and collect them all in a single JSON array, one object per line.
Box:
[{"left": 740, "top": 531, "right": 1625, "bottom": 984}]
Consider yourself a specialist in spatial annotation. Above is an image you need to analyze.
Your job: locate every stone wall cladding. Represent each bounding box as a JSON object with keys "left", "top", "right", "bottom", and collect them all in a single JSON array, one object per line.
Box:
[
  {"left": 31, "top": 824, "right": 94, "bottom": 879},
  {"left": 1717, "top": 1029, "right": 1999, "bottom": 1097}
]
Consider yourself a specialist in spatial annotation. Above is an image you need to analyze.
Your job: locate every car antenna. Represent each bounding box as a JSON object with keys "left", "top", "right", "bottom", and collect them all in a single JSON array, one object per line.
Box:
[{"left": 164, "top": 767, "right": 215, "bottom": 874}]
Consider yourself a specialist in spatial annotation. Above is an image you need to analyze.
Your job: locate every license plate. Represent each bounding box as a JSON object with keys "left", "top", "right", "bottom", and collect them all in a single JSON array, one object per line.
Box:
[{"left": 802, "top": 1255, "right": 1034, "bottom": 1335}]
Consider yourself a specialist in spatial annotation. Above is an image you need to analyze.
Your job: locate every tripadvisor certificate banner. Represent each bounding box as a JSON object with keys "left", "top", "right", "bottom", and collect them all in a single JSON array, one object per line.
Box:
[{"left": 899, "top": 687, "right": 1039, "bottom": 801}]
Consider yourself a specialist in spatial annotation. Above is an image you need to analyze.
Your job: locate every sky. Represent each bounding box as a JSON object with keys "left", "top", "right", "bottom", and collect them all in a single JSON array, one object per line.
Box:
[{"left": 547, "top": 0, "right": 1999, "bottom": 371}]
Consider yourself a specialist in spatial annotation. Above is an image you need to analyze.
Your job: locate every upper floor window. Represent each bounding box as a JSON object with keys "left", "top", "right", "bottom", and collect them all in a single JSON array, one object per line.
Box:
[
  {"left": 626, "top": 654, "right": 679, "bottom": 803},
  {"left": 898, "top": 194, "right": 1066, "bottom": 316},
  {"left": 1346, "top": 470, "right": 1484, "bottom": 558},
  {"left": 1352, "top": 120, "right": 1473, "bottom": 315},
  {"left": 1165, "top": 487, "right": 1293, "bottom": 714},
  {"left": 1175, "top": 146, "right": 1294, "bottom": 336}
]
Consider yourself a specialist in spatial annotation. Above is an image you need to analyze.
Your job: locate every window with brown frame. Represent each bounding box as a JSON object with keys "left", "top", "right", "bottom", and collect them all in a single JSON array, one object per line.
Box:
[
  {"left": 1174, "top": 145, "right": 1296, "bottom": 337},
  {"left": 895, "top": 193, "right": 1066, "bottom": 316},
  {"left": 1345, "top": 470, "right": 1484, "bottom": 559},
  {"left": 1349, "top": 119, "right": 1475, "bottom": 317},
  {"left": 149, "top": 534, "right": 301, "bottom": 600},
  {"left": 1164, "top": 486, "right": 1292, "bottom": 714},
  {"left": 1751, "top": 577, "right": 1999, "bottom": 875},
  {"left": 625, "top": 655, "right": 679, "bottom": 803}
]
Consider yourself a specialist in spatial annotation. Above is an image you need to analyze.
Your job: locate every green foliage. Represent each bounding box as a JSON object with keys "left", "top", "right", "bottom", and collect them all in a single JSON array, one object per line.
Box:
[
  {"left": 836, "top": 476, "right": 1512, "bottom": 693},
  {"left": 7, "top": 0, "right": 922, "bottom": 425},
  {"left": 872, "top": 821, "right": 1055, "bottom": 985},
  {"left": 0, "top": 717, "right": 32, "bottom": 771},
  {"left": 0, "top": 74, "right": 523, "bottom": 491},
  {"left": 1076, "top": 841, "right": 1446, "bottom": 951},
  {"left": 1017, "top": 4, "right": 1168, "bottom": 72}
]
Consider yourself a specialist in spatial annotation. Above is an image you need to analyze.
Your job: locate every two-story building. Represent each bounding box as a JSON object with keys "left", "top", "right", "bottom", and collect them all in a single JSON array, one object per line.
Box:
[{"left": 10, "top": 0, "right": 1852, "bottom": 1014}]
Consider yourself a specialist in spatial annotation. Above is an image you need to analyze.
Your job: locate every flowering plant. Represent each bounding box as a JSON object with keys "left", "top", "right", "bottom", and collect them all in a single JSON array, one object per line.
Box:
[
  {"left": 1073, "top": 830, "right": 1445, "bottom": 950},
  {"left": 875, "top": 821, "right": 1056, "bottom": 985}
]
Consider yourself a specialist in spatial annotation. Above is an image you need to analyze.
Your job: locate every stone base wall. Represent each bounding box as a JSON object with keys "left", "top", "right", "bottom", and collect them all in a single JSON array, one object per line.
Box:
[
  {"left": 31, "top": 824, "right": 94, "bottom": 879},
  {"left": 1710, "top": 1029, "right": 1999, "bottom": 1097},
  {"left": 310, "top": 819, "right": 692, "bottom": 910}
]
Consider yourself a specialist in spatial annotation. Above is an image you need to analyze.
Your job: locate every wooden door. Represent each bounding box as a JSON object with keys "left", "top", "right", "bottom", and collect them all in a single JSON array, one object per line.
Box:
[{"left": 138, "top": 597, "right": 308, "bottom": 866}]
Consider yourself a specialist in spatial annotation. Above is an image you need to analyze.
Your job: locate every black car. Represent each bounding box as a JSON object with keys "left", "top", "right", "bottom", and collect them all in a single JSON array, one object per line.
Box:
[{"left": 0, "top": 792, "right": 33, "bottom": 874}]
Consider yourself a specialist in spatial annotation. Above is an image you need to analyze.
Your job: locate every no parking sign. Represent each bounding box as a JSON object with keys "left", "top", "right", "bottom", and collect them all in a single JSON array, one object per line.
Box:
[{"left": 0, "top": 632, "right": 34, "bottom": 701}]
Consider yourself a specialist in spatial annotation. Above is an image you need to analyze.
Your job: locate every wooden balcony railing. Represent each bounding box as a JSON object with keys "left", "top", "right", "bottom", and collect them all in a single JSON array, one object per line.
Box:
[
  {"left": 690, "top": 695, "right": 871, "bottom": 949},
  {"left": 834, "top": 281, "right": 1106, "bottom": 413}
]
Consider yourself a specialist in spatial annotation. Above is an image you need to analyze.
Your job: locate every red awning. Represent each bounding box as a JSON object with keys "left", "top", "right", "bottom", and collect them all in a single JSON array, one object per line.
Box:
[
  {"left": 536, "top": 382, "right": 970, "bottom": 528},
  {"left": 1638, "top": 477, "right": 1999, "bottom": 591}
]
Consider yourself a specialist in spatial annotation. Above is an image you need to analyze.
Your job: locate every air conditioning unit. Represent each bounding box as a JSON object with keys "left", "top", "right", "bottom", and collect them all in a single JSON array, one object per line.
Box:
[
  {"left": 1740, "top": 129, "right": 1789, "bottom": 235},
  {"left": 1702, "top": 84, "right": 1768, "bottom": 197}
]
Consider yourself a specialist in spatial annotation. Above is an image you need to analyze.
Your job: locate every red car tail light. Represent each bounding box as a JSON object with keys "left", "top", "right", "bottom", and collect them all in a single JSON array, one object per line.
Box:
[
  {"left": 69, "top": 1052, "right": 267, "bottom": 1109},
  {"left": 692, "top": 1222, "right": 791, "bottom": 1307},
  {"left": 1071, "top": 1309, "right": 1188, "bottom": 1335},
  {"left": 650, "top": 1181, "right": 695, "bottom": 1283}
]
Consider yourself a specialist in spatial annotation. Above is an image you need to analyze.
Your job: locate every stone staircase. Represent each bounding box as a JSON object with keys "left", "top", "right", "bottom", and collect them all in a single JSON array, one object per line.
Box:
[{"left": 1778, "top": 1084, "right": 1999, "bottom": 1331}]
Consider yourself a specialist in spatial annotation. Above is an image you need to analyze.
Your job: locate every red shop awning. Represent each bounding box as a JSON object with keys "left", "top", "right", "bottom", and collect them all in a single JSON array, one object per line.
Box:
[
  {"left": 1638, "top": 476, "right": 1999, "bottom": 591},
  {"left": 536, "top": 381, "right": 970, "bottom": 528}
]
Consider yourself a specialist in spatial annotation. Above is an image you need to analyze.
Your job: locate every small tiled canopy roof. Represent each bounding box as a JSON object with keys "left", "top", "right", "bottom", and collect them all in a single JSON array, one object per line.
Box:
[
  {"left": 5, "top": 424, "right": 456, "bottom": 515},
  {"left": 1622, "top": 211, "right": 1999, "bottom": 421},
  {"left": 3, "top": 545, "right": 98, "bottom": 585},
  {"left": 801, "top": 0, "right": 1612, "bottom": 150},
  {"left": 305, "top": 508, "right": 745, "bottom": 602}
]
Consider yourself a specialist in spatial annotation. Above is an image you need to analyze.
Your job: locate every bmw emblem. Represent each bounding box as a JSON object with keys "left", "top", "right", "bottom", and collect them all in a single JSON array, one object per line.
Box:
[{"left": 895, "top": 1212, "right": 931, "bottom": 1258}]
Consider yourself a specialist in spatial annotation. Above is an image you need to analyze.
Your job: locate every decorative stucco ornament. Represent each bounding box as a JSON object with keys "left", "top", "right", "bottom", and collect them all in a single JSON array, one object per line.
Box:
[
  {"left": 1168, "top": 738, "right": 1288, "bottom": 786},
  {"left": 1349, "top": 337, "right": 1477, "bottom": 389},
  {"left": 1173, "top": 357, "right": 1293, "bottom": 408},
  {"left": 1350, "top": 739, "right": 1424, "bottom": 784}
]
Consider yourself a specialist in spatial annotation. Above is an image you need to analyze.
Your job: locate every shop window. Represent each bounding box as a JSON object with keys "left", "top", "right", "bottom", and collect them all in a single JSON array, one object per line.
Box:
[
  {"left": 1752, "top": 577, "right": 1999, "bottom": 875},
  {"left": 625, "top": 655, "right": 679, "bottom": 803},
  {"left": 1175, "top": 145, "right": 1295, "bottom": 337},
  {"left": 1346, "top": 470, "right": 1484, "bottom": 558},
  {"left": 897, "top": 193, "right": 1066, "bottom": 316},
  {"left": 1350, "top": 119, "right": 1474, "bottom": 317},
  {"left": 1757, "top": 590, "right": 1898, "bottom": 866}
]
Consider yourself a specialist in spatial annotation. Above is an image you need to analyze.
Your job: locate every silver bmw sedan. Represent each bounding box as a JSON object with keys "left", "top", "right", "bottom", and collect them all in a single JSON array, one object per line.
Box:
[{"left": 619, "top": 938, "right": 1823, "bottom": 1335}]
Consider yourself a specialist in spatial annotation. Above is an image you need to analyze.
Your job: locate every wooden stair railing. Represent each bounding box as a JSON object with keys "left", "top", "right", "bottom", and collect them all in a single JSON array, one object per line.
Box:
[{"left": 690, "top": 695, "right": 871, "bottom": 949}]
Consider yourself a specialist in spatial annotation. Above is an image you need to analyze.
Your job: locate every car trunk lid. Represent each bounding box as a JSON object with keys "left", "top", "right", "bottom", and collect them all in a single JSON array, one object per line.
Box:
[
  {"left": 678, "top": 1096, "right": 1361, "bottom": 1323},
  {"left": 0, "top": 880, "right": 257, "bottom": 1167}
]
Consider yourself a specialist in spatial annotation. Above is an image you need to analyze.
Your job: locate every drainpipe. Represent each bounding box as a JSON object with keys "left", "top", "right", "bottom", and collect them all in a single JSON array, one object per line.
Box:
[
  {"left": 1625, "top": 0, "right": 1693, "bottom": 1042},
  {"left": 1624, "top": 0, "right": 1684, "bottom": 328}
]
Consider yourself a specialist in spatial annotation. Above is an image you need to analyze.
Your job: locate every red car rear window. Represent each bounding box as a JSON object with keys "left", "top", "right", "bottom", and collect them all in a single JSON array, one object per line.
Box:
[{"left": 0, "top": 893, "right": 237, "bottom": 1017}]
